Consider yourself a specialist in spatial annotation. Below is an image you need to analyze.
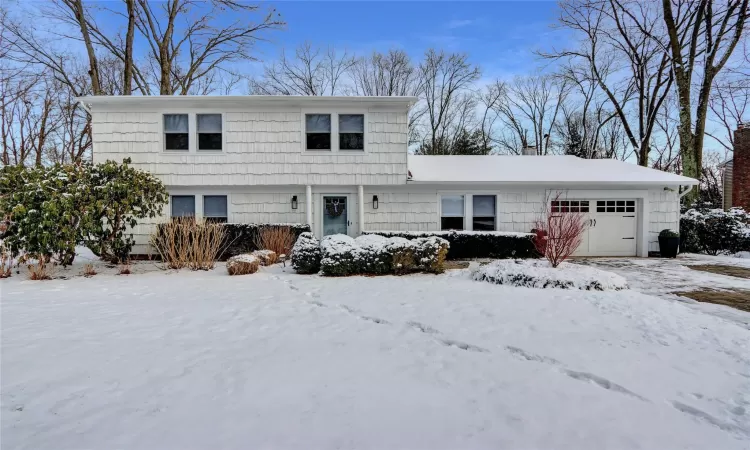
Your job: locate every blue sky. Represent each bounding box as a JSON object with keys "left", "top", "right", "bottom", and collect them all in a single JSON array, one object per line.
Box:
[{"left": 253, "top": 1, "right": 566, "bottom": 79}]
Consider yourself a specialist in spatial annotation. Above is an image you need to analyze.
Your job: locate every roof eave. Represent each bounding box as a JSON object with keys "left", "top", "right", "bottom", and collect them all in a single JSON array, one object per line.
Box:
[{"left": 406, "top": 179, "right": 699, "bottom": 186}]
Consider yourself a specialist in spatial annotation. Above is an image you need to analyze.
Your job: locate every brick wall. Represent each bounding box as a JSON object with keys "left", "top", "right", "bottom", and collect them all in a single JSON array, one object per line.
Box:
[{"left": 732, "top": 126, "right": 750, "bottom": 209}]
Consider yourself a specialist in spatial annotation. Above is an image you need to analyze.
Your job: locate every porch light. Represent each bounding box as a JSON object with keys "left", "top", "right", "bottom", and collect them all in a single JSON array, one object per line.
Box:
[
  {"left": 372, "top": 195, "right": 379, "bottom": 209},
  {"left": 291, "top": 195, "right": 298, "bottom": 210}
]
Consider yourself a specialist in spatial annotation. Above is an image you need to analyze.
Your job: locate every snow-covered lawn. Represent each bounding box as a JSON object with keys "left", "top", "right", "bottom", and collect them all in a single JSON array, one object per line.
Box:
[{"left": 2, "top": 261, "right": 750, "bottom": 449}]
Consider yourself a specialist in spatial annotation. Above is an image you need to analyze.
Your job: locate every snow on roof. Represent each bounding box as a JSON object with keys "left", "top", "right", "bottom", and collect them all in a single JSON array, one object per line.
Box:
[
  {"left": 407, "top": 155, "right": 699, "bottom": 186},
  {"left": 77, "top": 95, "right": 418, "bottom": 110}
]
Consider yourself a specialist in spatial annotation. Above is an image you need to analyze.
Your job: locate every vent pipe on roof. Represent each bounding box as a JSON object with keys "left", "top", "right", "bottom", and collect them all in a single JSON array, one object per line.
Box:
[{"left": 522, "top": 145, "right": 537, "bottom": 156}]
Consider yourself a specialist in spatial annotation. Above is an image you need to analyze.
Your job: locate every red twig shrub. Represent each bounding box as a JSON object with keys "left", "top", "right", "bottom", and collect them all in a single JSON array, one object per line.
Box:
[{"left": 533, "top": 192, "right": 588, "bottom": 268}]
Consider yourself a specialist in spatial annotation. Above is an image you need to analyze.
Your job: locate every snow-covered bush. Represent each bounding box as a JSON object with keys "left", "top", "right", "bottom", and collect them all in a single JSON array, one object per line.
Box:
[
  {"left": 0, "top": 159, "right": 167, "bottom": 266},
  {"left": 365, "top": 230, "right": 536, "bottom": 260},
  {"left": 291, "top": 232, "right": 321, "bottom": 274},
  {"left": 318, "top": 234, "right": 449, "bottom": 276},
  {"left": 226, "top": 254, "right": 260, "bottom": 276},
  {"left": 680, "top": 208, "right": 750, "bottom": 255},
  {"left": 412, "top": 236, "right": 449, "bottom": 273},
  {"left": 81, "top": 158, "right": 168, "bottom": 263},
  {"left": 472, "top": 260, "right": 628, "bottom": 291},
  {"left": 320, "top": 235, "right": 361, "bottom": 276}
]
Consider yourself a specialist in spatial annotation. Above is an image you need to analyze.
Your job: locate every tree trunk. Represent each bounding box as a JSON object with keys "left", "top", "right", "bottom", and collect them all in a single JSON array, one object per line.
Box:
[
  {"left": 123, "top": 0, "right": 136, "bottom": 95},
  {"left": 69, "top": 0, "right": 102, "bottom": 95}
]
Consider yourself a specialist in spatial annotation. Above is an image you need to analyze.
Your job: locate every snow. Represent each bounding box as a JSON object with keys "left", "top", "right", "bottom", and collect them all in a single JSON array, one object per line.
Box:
[
  {"left": 227, "top": 253, "right": 259, "bottom": 264},
  {"left": 473, "top": 259, "right": 629, "bottom": 291},
  {"left": 407, "top": 155, "right": 699, "bottom": 185},
  {"left": 2, "top": 260, "right": 750, "bottom": 448}
]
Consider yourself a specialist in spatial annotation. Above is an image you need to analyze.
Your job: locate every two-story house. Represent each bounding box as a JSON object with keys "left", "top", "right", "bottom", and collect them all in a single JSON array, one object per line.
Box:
[{"left": 78, "top": 95, "right": 698, "bottom": 257}]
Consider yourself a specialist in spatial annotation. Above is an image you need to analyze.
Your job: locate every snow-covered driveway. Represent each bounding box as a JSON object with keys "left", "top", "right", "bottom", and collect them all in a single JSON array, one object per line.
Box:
[{"left": 2, "top": 266, "right": 749, "bottom": 449}]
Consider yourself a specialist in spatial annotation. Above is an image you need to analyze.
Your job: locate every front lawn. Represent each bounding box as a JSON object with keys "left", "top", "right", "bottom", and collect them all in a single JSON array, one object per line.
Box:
[{"left": 2, "top": 265, "right": 749, "bottom": 448}]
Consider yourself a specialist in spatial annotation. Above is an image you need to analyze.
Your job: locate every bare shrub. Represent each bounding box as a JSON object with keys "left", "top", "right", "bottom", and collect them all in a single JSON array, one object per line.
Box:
[
  {"left": 0, "top": 242, "right": 13, "bottom": 278},
  {"left": 26, "top": 256, "right": 54, "bottom": 280},
  {"left": 533, "top": 192, "right": 588, "bottom": 268},
  {"left": 82, "top": 263, "right": 97, "bottom": 277},
  {"left": 254, "top": 226, "right": 296, "bottom": 256},
  {"left": 118, "top": 263, "right": 131, "bottom": 275},
  {"left": 226, "top": 254, "right": 260, "bottom": 276},
  {"left": 150, "top": 218, "right": 226, "bottom": 271},
  {"left": 251, "top": 249, "right": 278, "bottom": 266}
]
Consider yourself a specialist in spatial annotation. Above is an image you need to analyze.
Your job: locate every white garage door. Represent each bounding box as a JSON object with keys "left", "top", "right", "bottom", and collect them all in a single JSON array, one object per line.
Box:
[{"left": 568, "top": 200, "right": 637, "bottom": 257}]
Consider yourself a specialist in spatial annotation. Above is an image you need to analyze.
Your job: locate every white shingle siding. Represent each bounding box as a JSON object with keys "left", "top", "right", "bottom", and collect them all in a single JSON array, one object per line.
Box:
[
  {"left": 648, "top": 189, "right": 680, "bottom": 252},
  {"left": 364, "top": 192, "right": 439, "bottom": 231},
  {"left": 92, "top": 109, "right": 408, "bottom": 186}
]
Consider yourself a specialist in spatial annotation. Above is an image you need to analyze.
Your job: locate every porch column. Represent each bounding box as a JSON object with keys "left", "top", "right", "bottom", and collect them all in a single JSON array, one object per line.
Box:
[
  {"left": 358, "top": 185, "right": 365, "bottom": 234},
  {"left": 305, "top": 185, "right": 313, "bottom": 228}
]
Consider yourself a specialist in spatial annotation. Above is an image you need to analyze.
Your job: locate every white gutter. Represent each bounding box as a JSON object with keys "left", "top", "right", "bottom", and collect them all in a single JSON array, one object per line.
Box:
[
  {"left": 679, "top": 184, "right": 694, "bottom": 198},
  {"left": 76, "top": 99, "right": 92, "bottom": 114}
]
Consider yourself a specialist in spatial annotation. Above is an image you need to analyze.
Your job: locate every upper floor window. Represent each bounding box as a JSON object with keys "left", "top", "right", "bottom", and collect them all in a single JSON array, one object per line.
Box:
[
  {"left": 197, "top": 114, "right": 222, "bottom": 151},
  {"left": 306, "top": 114, "right": 331, "bottom": 150},
  {"left": 164, "top": 114, "right": 189, "bottom": 151},
  {"left": 339, "top": 114, "right": 364, "bottom": 150}
]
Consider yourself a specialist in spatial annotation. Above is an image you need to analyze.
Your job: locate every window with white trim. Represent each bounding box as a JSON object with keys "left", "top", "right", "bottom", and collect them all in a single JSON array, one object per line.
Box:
[
  {"left": 171, "top": 195, "right": 195, "bottom": 218},
  {"left": 197, "top": 114, "right": 222, "bottom": 151},
  {"left": 305, "top": 114, "right": 331, "bottom": 150},
  {"left": 203, "top": 195, "right": 228, "bottom": 223},
  {"left": 596, "top": 200, "right": 635, "bottom": 213},
  {"left": 164, "top": 114, "right": 189, "bottom": 151},
  {"left": 441, "top": 195, "right": 465, "bottom": 230},
  {"left": 472, "top": 195, "right": 496, "bottom": 231},
  {"left": 339, "top": 114, "right": 364, "bottom": 150},
  {"left": 551, "top": 200, "right": 590, "bottom": 213}
]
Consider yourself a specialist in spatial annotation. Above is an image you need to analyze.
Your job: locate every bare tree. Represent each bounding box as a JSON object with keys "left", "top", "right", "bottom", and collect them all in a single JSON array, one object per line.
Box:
[
  {"left": 707, "top": 70, "right": 749, "bottom": 151},
  {"left": 350, "top": 49, "right": 420, "bottom": 96},
  {"left": 546, "top": 0, "right": 674, "bottom": 166},
  {"left": 490, "top": 75, "right": 569, "bottom": 155},
  {"left": 415, "top": 49, "right": 480, "bottom": 154},
  {"left": 661, "top": 0, "right": 749, "bottom": 197},
  {"left": 250, "top": 42, "right": 355, "bottom": 96},
  {"left": 1, "top": 73, "right": 56, "bottom": 166}
]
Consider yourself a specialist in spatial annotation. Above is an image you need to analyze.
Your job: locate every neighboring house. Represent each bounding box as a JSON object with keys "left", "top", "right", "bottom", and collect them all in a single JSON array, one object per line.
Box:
[
  {"left": 78, "top": 95, "right": 698, "bottom": 257},
  {"left": 720, "top": 123, "right": 749, "bottom": 211}
]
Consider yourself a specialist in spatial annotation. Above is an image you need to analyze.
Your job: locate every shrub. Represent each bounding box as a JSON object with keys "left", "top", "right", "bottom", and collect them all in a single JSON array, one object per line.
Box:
[
  {"left": 226, "top": 254, "right": 260, "bottom": 276},
  {"left": 118, "top": 263, "right": 132, "bottom": 275},
  {"left": 320, "top": 235, "right": 361, "bottom": 276},
  {"left": 81, "top": 158, "right": 168, "bottom": 264},
  {"left": 82, "top": 263, "right": 97, "bottom": 277},
  {"left": 680, "top": 208, "right": 750, "bottom": 255},
  {"left": 253, "top": 226, "right": 296, "bottom": 257},
  {"left": 0, "top": 241, "right": 13, "bottom": 278},
  {"left": 0, "top": 160, "right": 167, "bottom": 266},
  {"left": 151, "top": 218, "right": 226, "bottom": 270},
  {"left": 318, "top": 234, "right": 449, "bottom": 276},
  {"left": 659, "top": 229, "right": 679, "bottom": 238},
  {"left": 291, "top": 232, "right": 321, "bottom": 274},
  {"left": 472, "top": 260, "right": 629, "bottom": 291},
  {"left": 364, "top": 231, "right": 536, "bottom": 260},
  {"left": 532, "top": 192, "right": 587, "bottom": 267},
  {"left": 251, "top": 249, "right": 278, "bottom": 266},
  {"left": 221, "top": 224, "right": 311, "bottom": 259},
  {"left": 26, "top": 256, "right": 54, "bottom": 281}
]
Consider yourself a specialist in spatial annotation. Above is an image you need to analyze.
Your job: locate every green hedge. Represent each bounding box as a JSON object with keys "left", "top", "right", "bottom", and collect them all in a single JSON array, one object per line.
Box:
[{"left": 364, "top": 231, "right": 538, "bottom": 260}]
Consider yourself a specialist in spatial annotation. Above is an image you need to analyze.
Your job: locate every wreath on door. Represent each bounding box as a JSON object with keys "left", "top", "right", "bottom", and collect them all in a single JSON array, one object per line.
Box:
[{"left": 325, "top": 198, "right": 346, "bottom": 217}]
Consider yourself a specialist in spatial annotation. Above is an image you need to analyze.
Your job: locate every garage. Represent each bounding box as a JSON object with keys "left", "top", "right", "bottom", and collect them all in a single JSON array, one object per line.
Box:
[{"left": 554, "top": 199, "right": 638, "bottom": 257}]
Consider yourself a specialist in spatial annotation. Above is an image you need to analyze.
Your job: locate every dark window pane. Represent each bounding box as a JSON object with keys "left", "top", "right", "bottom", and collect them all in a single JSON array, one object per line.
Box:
[
  {"left": 340, "top": 133, "right": 364, "bottom": 150},
  {"left": 597, "top": 201, "right": 605, "bottom": 207},
  {"left": 441, "top": 216, "right": 464, "bottom": 230},
  {"left": 171, "top": 195, "right": 195, "bottom": 217},
  {"left": 626, "top": 200, "right": 635, "bottom": 206},
  {"left": 165, "top": 133, "right": 189, "bottom": 150},
  {"left": 616, "top": 200, "right": 625, "bottom": 206},
  {"left": 204, "top": 195, "right": 227, "bottom": 218},
  {"left": 617, "top": 206, "right": 625, "bottom": 212},
  {"left": 581, "top": 206, "right": 589, "bottom": 212},
  {"left": 626, "top": 206, "right": 635, "bottom": 212},
  {"left": 473, "top": 217, "right": 495, "bottom": 231},
  {"left": 597, "top": 207, "right": 605, "bottom": 212},
  {"left": 307, "top": 133, "right": 331, "bottom": 150},
  {"left": 581, "top": 201, "right": 589, "bottom": 207},
  {"left": 198, "top": 133, "right": 222, "bottom": 150}
]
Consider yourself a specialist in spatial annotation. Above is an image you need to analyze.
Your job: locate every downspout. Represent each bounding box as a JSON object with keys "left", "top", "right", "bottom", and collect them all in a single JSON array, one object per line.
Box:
[
  {"left": 305, "top": 185, "right": 313, "bottom": 229},
  {"left": 678, "top": 185, "right": 694, "bottom": 199},
  {"left": 358, "top": 185, "right": 365, "bottom": 235}
]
